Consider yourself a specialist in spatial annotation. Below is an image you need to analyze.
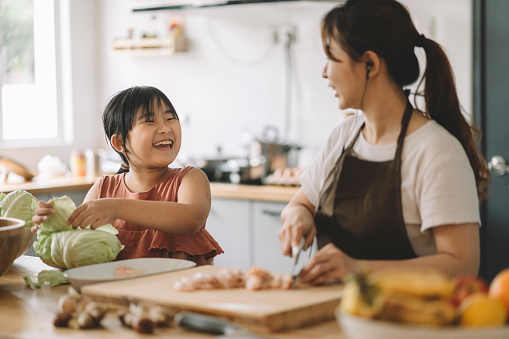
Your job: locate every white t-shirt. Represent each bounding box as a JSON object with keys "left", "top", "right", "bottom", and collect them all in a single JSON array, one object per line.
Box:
[{"left": 300, "top": 115, "right": 480, "bottom": 256}]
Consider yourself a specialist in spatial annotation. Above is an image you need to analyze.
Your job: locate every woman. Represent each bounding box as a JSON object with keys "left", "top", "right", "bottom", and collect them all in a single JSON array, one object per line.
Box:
[{"left": 278, "top": 0, "right": 489, "bottom": 285}]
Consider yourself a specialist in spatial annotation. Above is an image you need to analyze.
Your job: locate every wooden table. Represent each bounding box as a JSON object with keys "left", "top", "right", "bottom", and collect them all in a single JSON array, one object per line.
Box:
[{"left": 0, "top": 256, "right": 344, "bottom": 338}]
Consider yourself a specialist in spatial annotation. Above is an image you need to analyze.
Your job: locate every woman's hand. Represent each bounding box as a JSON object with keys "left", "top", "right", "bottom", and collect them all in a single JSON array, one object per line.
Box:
[
  {"left": 67, "top": 198, "right": 118, "bottom": 229},
  {"left": 298, "top": 243, "right": 355, "bottom": 285},
  {"left": 278, "top": 189, "right": 317, "bottom": 257},
  {"left": 31, "top": 201, "right": 56, "bottom": 231}
]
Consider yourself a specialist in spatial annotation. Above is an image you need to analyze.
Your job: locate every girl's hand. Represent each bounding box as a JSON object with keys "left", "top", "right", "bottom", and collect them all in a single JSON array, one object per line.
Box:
[
  {"left": 298, "top": 243, "right": 355, "bottom": 285},
  {"left": 67, "top": 199, "right": 118, "bottom": 229},
  {"left": 31, "top": 201, "right": 56, "bottom": 226}
]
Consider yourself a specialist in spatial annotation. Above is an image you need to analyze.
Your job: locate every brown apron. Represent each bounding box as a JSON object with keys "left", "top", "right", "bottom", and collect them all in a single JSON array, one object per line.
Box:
[{"left": 314, "top": 101, "right": 417, "bottom": 260}]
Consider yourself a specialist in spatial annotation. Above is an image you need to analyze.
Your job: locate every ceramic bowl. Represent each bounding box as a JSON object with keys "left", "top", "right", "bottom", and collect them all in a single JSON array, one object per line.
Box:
[
  {"left": 0, "top": 217, "right": 26, "bottom": 277},
  {"left": 337, "top": 311, "right": 509, "bottom": 339}
]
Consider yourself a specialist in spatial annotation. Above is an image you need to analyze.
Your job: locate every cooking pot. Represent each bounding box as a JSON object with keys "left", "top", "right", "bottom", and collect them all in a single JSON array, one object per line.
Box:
[
  {"left": 199, "top": 157, "right": 264, "bottom": 184},
  {"left": 249, "top": 139, "right": 301, "bottom": 180}
]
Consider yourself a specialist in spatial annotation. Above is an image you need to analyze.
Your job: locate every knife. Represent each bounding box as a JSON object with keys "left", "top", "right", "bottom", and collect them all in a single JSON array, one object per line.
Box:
[
  {"left": 290, "top": 237, "right": 305, "bottom": 288},
  {"left": 175, "top": 312, "right": 273, "bottom": 338}
]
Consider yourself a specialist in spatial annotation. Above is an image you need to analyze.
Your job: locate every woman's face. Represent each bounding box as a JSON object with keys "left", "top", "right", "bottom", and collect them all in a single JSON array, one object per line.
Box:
[
  {"left": 322, "top": 38, "right": 366, "bottom": 110},
  {"left": 125, "top": 100, "right": 182, "bottom": 170}
]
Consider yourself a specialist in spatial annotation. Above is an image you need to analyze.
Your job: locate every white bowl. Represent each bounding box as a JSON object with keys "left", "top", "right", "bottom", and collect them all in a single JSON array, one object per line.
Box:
[
  {"left": 64, "top": 257, "right": 196, "bottom": 291},
  {"left": 337, "top": 312, "right": 509, "bottom": 339}
]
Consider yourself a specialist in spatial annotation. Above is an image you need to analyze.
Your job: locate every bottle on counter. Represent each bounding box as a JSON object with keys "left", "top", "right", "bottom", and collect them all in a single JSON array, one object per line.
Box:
[
  {"left": 70, "top": 150, "right": 86, "bottom": 178},
  {"left": 85, "top": 149, "right": 95, "bottom": 181}
]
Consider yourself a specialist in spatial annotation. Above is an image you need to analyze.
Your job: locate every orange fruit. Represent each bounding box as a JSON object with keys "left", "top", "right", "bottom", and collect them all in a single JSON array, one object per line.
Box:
[
  {"left": 489, "top": 268, "right": 509, "bottom": 313},
  {"left": 459, "top": 293, "right": 507, "bottom": 326}
]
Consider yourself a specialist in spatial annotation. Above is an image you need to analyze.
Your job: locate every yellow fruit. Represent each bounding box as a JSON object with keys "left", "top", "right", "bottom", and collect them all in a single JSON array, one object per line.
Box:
[
  {"left": 373, "top": 268, "right": 455, "bottom": 298},
  {"left": 460, "top": 293, "right": 507, "bottom": 327},
  {"left": 339, "top": 279, "right": 376, "bottom": 318}
]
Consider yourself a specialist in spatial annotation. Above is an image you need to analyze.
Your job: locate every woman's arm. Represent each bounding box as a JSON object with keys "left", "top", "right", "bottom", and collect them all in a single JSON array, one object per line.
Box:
[
  {"left": 279, "top": 188, "right": 317, "bottom": 257},
  {"left": 67, "top": 168, "right": 211, "bottom": 234},
  {"left": 358, "top": 223, "right": 480, "bottom": 277},
  {"left": 299, "top": 222, "right": 480, "bottom": 285}
]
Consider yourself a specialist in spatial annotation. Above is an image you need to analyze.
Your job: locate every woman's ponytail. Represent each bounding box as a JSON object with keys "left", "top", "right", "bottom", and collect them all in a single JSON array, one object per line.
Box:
[{"left": 419, "top": 39, "right": 489, "bottom": 198}]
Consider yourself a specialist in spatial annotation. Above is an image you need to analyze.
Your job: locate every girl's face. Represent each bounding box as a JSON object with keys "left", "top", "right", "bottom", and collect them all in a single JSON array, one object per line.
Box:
[
  {"left": 125, "top": 101, "right": 182, "bottom": 170},
  {"left": 322, "top": 37, "right": 365, "bottom": 110}
]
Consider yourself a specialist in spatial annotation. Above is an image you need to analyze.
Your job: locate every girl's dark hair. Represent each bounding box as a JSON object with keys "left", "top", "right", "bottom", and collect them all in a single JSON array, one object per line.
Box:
[
  {"left": 102, "top": 86, "right": 179, "bottom": 174},
  {"left": 321, "top": 0, "right": 489, "bottom": 198}
]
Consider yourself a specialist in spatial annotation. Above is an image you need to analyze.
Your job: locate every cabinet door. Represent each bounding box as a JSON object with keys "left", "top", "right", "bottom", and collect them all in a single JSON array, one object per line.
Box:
[
  {"left": 253, "top": 201, "right": 313, "bottom": 274},
  {"left": 206, "top": 198, "right": 251, "bottom": 269}
]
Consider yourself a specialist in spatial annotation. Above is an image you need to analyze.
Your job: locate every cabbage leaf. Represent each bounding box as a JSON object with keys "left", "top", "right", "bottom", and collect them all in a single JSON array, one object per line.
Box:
[
  {"left": 0, "top": 189, "right": 38, "bottom": 228},
  {"left": 33, "top": 196, "right": 124, "bottom": 269}
]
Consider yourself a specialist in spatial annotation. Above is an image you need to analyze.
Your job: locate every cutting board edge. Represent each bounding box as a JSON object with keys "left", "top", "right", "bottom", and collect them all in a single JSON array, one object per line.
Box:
[{"left": 83, "top": 291, "right": 341, "bottom": 333}]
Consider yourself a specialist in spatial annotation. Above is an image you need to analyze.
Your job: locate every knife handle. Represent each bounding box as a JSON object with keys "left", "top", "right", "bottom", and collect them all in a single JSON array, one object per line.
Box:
[{"left": 175, "top": 312, "right": 240, "bottom": 335}]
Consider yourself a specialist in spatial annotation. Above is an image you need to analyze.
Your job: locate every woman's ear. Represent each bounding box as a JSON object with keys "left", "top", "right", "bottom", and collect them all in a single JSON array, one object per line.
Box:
[
  {"left": 111, "top": 134, "right": 124, "bottom": 153},
  {"left": 362, "top": 50, "right": 381, "bottom": 78}
]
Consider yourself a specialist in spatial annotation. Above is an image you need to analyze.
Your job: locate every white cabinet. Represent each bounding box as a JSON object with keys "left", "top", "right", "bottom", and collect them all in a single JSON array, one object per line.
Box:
[
  {"left": 206, "top": 198, "right": 251, "bottom": 269},
  {"left": 252, "top": 201, "right": 292, "bottom": 274},
  {"left": 253, "top": 201, "right": 314, "bottom": 274},
  {"left": 207, "top": 198, "right": 314, "bottom": 273}
]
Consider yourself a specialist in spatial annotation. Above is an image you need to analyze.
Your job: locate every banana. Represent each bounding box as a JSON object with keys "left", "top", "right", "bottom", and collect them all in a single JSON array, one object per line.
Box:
[
  {"left": 375, "top": 292, "right": 456, "bottom": 326},
  {"left": 339, "top": 268, "right": 457, "bottom": 326},
  {"left": 373, "top": 268, "right": 455, "bottom": 299}
]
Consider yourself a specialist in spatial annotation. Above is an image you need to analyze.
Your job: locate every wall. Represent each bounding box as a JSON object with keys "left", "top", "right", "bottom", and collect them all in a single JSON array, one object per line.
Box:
[
  {"left": 97, "top": 0, "right": 473, "bottom": 168},
  {"left": 1, "top": 0, "right": 473, "bottom": 172}
]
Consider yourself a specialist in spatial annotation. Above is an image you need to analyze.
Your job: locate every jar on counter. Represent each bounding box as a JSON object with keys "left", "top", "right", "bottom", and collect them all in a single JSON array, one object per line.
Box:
[
  {"left": 70, "top": 150, "right": 86, "bottom": 177},
  {"left": 70, "top": 149, "right": 95, "bottom": 179}
]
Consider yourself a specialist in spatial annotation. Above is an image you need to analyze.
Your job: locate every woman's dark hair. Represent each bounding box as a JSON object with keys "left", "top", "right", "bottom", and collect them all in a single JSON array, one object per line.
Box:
[
  {"left": 321, "top": 0, "right": 489, "bottom": 198},
  {"left": 102, "top": 86, "right": 179, "bottom": 174}
]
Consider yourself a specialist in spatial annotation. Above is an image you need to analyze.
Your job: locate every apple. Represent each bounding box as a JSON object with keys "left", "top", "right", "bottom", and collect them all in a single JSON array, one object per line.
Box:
[{"left": 451, "top": 275, "right": 489, "bottom": 308}]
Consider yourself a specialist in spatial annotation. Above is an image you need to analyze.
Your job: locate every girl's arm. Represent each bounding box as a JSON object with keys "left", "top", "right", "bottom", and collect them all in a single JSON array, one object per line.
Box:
[{"left": 67, "top": 168, "right": 211, "bottom": 234}]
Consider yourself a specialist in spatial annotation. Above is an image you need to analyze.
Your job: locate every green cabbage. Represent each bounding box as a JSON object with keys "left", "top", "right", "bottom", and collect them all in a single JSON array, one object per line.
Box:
[
  {"left": 33, "top": 196, "right": 124, "bottom": 269},
  {"left": 23, "top": 270, "right": 69, "bottom": 289},
  {"left": 0, "top": 189, "right": 38, "bottom": 228}
]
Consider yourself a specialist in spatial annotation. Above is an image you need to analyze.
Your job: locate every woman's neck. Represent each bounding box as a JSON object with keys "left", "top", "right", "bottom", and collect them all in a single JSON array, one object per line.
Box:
[
  {"left": 124, "top": 166, "right": 170, "bottom": 193},
  {"left": 361, "top": 77, "right": 409, "bottom": 145}
]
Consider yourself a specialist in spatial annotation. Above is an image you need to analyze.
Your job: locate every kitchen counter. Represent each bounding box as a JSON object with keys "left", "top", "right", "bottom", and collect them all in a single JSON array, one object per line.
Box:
[
  {"left": 0, "top": 177, "right": 300, "bottom": 203},
  {"left": 0, "top": 256, "right": 344, "bottom": 338}
]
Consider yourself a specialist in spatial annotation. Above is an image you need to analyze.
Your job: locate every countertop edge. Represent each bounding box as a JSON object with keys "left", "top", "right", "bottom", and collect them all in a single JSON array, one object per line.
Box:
[{"left": 0, "top": 177, "right": 299, "bottom": 203}]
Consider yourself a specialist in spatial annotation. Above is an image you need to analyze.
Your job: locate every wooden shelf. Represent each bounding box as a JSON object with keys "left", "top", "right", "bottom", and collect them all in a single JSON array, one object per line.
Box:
[{"left": 110, "top": 36, "right": 186, "bottom": 56}]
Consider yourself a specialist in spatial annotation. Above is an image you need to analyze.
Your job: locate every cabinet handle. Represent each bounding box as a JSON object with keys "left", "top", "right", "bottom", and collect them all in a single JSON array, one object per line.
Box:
[{"left": 262, "top": 209, "right": 282, "bottom": 217}]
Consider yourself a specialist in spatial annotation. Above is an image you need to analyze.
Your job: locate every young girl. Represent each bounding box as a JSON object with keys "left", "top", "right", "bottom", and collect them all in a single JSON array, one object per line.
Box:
[
  {"left": 279, "top": 0, "right": 489, "bottom": 284},
  {"left": 33, "top": 86, "right": 223, "bottom": 265}
]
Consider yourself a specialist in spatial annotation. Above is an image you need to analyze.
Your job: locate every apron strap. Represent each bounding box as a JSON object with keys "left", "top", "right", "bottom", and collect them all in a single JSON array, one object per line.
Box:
[{"left": 393, "top": 100, "right": 414, "bottom": 169}]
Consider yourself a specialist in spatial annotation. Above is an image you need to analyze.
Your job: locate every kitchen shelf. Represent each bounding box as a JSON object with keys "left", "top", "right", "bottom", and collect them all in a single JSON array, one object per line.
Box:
[
  {"left": 132, "top": 0, "right": 340, "bottom": 14},
  {"left": 110, "top": 37, "right": 186, "bottom": 56}
]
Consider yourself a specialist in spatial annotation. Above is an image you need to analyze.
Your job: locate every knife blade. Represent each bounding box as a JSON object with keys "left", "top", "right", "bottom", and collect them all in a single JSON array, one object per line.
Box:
[
  {"left": 175, "top": 312, "right": 273, "bottom": 338},
  {"left": 290, "top": 237, "right": 305, "bottom": 288}
]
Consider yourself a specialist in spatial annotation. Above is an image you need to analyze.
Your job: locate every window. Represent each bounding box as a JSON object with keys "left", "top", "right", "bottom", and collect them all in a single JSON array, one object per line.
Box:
[{"left": 0, "top": 0, "right": 61, "bottom": 144}]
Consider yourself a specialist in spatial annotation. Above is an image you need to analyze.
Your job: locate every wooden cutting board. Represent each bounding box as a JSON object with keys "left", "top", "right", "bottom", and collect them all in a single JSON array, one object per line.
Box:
[{"left": 81, "top": 266, "right": 343, "bottom": 333}]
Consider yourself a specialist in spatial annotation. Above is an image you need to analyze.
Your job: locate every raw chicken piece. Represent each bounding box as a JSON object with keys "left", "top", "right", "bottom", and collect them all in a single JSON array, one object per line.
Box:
[
  {"left": 114, "top": 265, "right": 147, "bottom": 278},
  {"left": 245, "top": 266, "right": 274, "bottom": 291},
  {"left": 215, "top": 269, "right": 246, "bottom": 289},
  {"left": 172, "top": 266, "right": 294, "bottom": 292}
]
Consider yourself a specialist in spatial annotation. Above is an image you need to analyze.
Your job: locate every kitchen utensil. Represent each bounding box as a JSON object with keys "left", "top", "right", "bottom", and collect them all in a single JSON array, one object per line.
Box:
[
  {"left": 175, "top": 312, "right": 272, "bottom": 338},
  {"left": 290, "top": 237, "right": 305, "bottom": 288},
  {"left": 81, "top": 265, "right": 343, "bottom": 332},
  {"left": 0, "top": 156, "right": 37, "bottom": 181}
]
